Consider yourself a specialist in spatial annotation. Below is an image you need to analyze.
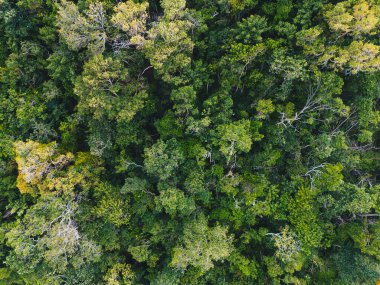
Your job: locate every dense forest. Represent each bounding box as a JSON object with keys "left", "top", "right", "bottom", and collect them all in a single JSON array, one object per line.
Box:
[{"left": 0, "top": 0, "right": 379, "bottom": 284}]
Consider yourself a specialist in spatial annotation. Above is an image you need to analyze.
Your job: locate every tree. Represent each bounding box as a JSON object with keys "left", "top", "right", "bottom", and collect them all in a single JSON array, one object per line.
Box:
[
  {"left": 144, "top": 139, "right": 184, "bottom": 180},
  {"left": 103, "top": 263, "right": 135, "bottom": 285},
  {"left": 14, "top": 141, "right": 74, "bottom": 195},
  {"left": 155, "top": 187, "right": 196, "bottom": 217},
  {"left": 56, "top": 0, "right": 107, "bottom": 54},
  {"left": 288, "top": 187, "right": 323, "bottom": 251},
  {"left": 13, "top": 141, "right": 103, "bottom": 195},
  {"left": 111, "top": 1, "right": 149, "bottom": 48},
  {"left": 267, "top": 225, "right": 301, "bottom": 263},
  {"left": 171, "top": 86, "right": 198, "bottom": 118},
  {"left": 92, "top": 183, "right": 130, "bottom": 228},
  {"left": 270, "top": 50, "right": 308, "bottom": 81},
  {"left": 213, "top": 119, "right": 261, "bottom": 164},
  {"left": 74, "top": 53, "right": 147, "bottom": 122},
  {"left": 255, "top": 99, "right": 275, "bottom": 120},
  {"left": 228, "top": 43, "right": 266, "bottom": 78},
  {"left": 316, "top": 0, "right": 380, "bottom": 74},
  {"left": 331, "top": 248, "right": 380, "bottom": 284},
  {"left": 318, "top": 41, "right": 380, "bottom": 75},
  {"left": 5, "top": 195, "right": 102, "bottom": 283},
  {"left": 324, "top": 0, "right": 379, "bottom": 38},
  {"left": 144, "top": 0, "right": 194, "bottom": 85},
  {"left": 234, "top": 15, "right": 268, "bottom": 44},
  {"left": 296, "top": 26, "right": 325, "bottom": 56},
  {"left": 266, "top": 225, "right": 305, "bottom": 277},
  {"left": 170, "top": 214, "right": 233, "bottom": 272}
]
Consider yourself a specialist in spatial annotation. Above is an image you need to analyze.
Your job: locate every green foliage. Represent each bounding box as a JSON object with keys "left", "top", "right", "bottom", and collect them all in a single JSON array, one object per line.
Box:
[
  {"left": 104, "top": 263, "right": 135, "bottom": 285},
  {"left": 143, "top": 0, "right": 194, "bottom": 85},
  {"left": 213, "top": 119, "right": 258, "bottom": 164},
  {"left": 171, "top": 214, "right": 233, "bottom": 273},
  {"left": 14, "top": 141, "right": 74, "bottom": 195},
  {"left": 330, "top": 248, "right": 380, "bottom": 285},
  {"left": 288, "top": 187, "right": 323, "bottom": 251},
  {"left": 93, "top": 183, "right": 130, "bottom": 227},
  {"left": 256, "top": 99, "right": 275, "bottom": 119},
  {"left": 5, "top": 195, "right": 102, "bottom": 283},
  {"left": 144, "top": 139, "right": 184, "bottom": 180},
  {"left": 75, "top": 53, "right": 147, "bottom": 123},
  {"left": 57, "top": 0, "right": 107, "bottom": 54},
  {"left": 0, "top": 0, "right": 379, "bottom": 283},
  {"left": 171, "top": 86, "right": 198, "bottom": 117},
  {"left": 155, "top": 187, "right": 196, "bottom": 217},
  {"left": 235, "top": 15, "right": 268, "bottom": 44},
  {"left": 111, "top": 1, "right": 148, "bottom": 47},
  {"left": 269, "top": 225, "right": 301, "bottom": 263}
]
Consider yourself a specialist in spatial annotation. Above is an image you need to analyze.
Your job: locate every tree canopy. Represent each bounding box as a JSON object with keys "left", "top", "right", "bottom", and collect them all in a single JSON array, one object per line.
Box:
[{"left": 0, "top": 0, "right": 379, "bottom": 284}]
